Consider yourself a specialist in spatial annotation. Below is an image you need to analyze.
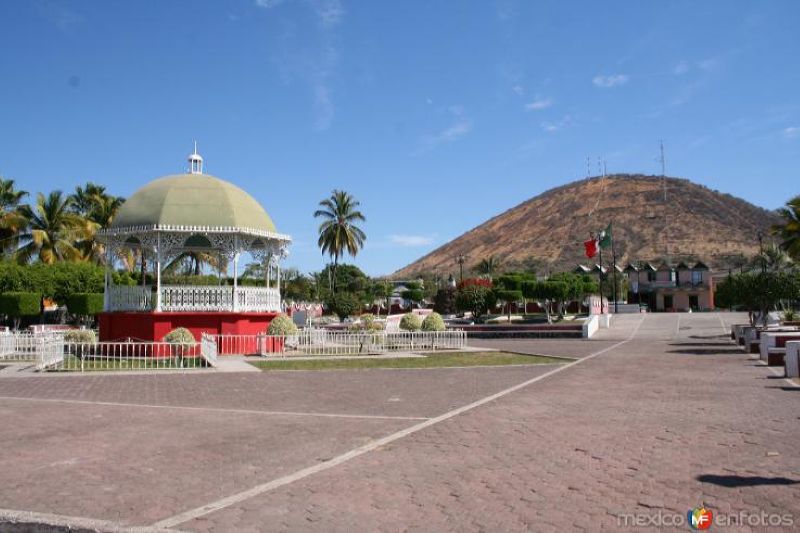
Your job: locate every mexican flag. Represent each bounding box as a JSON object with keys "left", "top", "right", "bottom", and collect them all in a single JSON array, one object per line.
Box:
[
  {"left": 598, "top": 222, "right": 613, "bottom": 249},
  {"left": 584, "top": 237, "right": 599, "bottom": 258}
]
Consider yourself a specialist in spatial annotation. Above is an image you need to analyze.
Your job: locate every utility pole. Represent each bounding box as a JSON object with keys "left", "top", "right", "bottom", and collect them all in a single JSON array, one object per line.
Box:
[{"left": 757, "top": 232, "right": 765, "bottom": 273}]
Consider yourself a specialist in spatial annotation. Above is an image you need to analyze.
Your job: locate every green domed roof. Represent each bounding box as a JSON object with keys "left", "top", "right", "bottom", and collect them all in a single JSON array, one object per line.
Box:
[{"left": 111, "top": 173, "right": 277, "bottom": 233}]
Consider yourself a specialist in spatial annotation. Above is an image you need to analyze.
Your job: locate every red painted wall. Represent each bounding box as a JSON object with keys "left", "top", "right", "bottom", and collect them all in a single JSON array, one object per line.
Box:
[{"left": 99, "top": 312, "right": 278, "bottom": 345}]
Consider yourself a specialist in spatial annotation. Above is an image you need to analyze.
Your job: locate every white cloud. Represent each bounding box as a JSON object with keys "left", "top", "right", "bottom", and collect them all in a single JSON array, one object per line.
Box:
[
  {"left": 524, "top": 97, "right": 552, "bottom": 111},
  {"left": 783, "top": 126, "right": 799, "bottom": 139},
  {"left": 417, "top": 106, "right": 472, "bottom": 151},
  {"left": 256, "top": 0, "right": 343, "bottom": 27},
  {"left": 673, "top": 61, "right": 689, "bottom": 75},
  {"left": 540, "top": 115, "right": 572, "bottom": 133},
  {"left": 390, "top": 235, "right": 435, "bottom": 247},
  {"left": 592, "top": 74, "right": 629, "bottom": 88},
  {"left": 512, "top": 85, "right": 524, "bottom": 95},
  {"left": 311, "top": 0, "right": 344, "bottom": 27},
  {"left": 261, "top": 1, "right": 342, "bottom": 130}
]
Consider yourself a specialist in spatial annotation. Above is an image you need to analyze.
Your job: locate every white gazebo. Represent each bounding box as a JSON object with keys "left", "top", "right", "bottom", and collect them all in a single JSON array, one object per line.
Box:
[{"left": 99, "top": 148, "right": 291, "bottom": 314}]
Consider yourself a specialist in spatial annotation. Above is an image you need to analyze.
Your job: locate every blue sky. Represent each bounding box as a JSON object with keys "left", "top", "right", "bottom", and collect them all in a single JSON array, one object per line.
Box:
[{"left": 1, "top": 1, "right": 798, "bottom": 276}]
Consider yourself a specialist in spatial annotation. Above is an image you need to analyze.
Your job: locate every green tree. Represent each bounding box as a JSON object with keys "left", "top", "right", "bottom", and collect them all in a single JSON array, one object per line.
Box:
[
  {"left": 314, "top": 190, "right": 366, "bottom": 292},
  {"left": 475, "top": 255, "right": 502, "bottom": 281},
  {"left": 716, "top": 271, "right": 800, "bottom": 326},
  {"left": 327, "top": 291, "right": 361, "bottom": 321},
  {"left": 455, "top": 284, "right": 496, "bottom": 320},
  {"left": 16, "top": 191, "right": 91, "bottom": 264},
  {"left": 752, "top": 243, "right": 794, "bottom": 273},
  {"left": 401, "top": 281, "right": 424, "bottom": 308},
  {"left": 773, "top": 195, "right": 800, "bottom": 259},
  {"left": 0, "top": 178, "right": 28, "bottom": 258},
  {"left": 495, "top": 289, "right": 522, "bottom": 322}
]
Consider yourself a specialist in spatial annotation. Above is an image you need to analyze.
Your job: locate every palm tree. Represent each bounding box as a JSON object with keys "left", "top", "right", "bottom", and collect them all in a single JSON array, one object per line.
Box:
[
  {"left": 77, "top": 193, "right": 126, "bottom": 263},
  {"left": 0, "top": 178, "right": 28, "bottom": 258},
  {"left": 475, "top": 254, "right": 502, "bottom": 281},
  {"left": 16, "top": 191, "right": 91, "bottom": 264},
  {"left": 753, "top": 243, "right": 794, "bottom": 272},
  {"left": 70, "top": 182, "right": 108, "bottom": 216},
  {"left": 313, "top": 190, "right": 366, "bottom": 291},
  {"left": 773, "top": 195, "right": 800, "bottom": 260}
]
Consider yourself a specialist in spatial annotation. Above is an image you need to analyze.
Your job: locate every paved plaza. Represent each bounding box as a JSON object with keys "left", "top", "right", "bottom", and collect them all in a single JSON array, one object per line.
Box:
[{"left": 1, "top": 313, "right": 799, "bottom": 531}]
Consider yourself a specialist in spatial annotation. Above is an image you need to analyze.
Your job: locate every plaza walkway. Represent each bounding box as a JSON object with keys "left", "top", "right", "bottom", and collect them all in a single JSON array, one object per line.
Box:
[{"left": 0, "top": 313, "right": 798, "bottom": 531}]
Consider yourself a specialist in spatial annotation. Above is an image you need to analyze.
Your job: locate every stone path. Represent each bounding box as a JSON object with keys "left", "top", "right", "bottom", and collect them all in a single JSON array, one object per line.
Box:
[{"left": 1, "top": 312, "right": 798, "bottom": 532}]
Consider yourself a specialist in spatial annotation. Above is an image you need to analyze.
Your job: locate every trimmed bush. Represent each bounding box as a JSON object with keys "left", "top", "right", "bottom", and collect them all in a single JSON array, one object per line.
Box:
[
  {"left": 163, "top": 327, "right": 196, "bottom": 345},
  {"left": 64, "top": 329, "right": 97, "bottom": 344},
  {"left": 0, "top": 292, "right": 41, "bottom": 318},
  {"left": 421, "top": 312, "right": 446, "bottom": 332},
  {"left": 268, "top": 314, "right": 298, "bottom": 335},
  {"left": 66, "top": 293, "right": 104, "bottom": 317},
  {"left": 399, "top": 312, "right": 422, "bottom": 331},
  {"left": 327, "top": 292, "right": 360, "bottom": 321}
]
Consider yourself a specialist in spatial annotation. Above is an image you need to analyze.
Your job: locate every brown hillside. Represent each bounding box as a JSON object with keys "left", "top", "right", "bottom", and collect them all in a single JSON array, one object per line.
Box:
[{"left": 393, "top": 174, "right": 781, "bottom": 277}]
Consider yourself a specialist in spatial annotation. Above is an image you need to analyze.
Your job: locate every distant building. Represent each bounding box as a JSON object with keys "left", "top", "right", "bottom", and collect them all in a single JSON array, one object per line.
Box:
[{"left": 576, "top": 261, "right": 717, "bottom": 311}]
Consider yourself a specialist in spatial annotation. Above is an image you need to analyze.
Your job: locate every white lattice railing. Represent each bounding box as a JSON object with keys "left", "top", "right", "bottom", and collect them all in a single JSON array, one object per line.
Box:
[
  {"left": 160, "top": 285, "right": 233, "bottom": 311},
  {"left": 107, "top": 285, "right": 281, "bottom": 312},
  {"left": 236, "top": 286, "right": 281, "bottom": 312},
  {"left": 108, "top": 285, "right": 153, "bottom": 311}
]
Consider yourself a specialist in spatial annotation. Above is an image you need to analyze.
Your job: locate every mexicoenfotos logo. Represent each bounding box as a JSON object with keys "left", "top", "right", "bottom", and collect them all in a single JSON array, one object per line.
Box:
[{"left": 687, "top": 505, "right": 713, "bottom": 530}]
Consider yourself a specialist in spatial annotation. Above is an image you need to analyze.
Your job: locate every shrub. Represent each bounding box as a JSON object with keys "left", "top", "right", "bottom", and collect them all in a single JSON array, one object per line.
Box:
[
  {"left": 421, "top": 312, "right": 446, "bottom": 332},
  {"left": 163, "top": 327, "right": 196, "bottom": 346},
  {"left": 433, "top": 287, "right": 456, "bottom": 315},
  {"left": 455, "top": 285, "right": 496, "bottom": 319},
  {"left": 400, "top": 312, "right": 422, "bottom": 331},
  {"left": 327, "top": 292, "right": 360, "bottom": 321},
  {"left": 66, "top": 293, "right": 104, "bottom": 317},
  {"left": 784, "top": 309, "right": 798, "bottom": 322},
  {"left": 268, "top": 314, "right": 298, "bottom": 335},
  {"left": 0, "top": 292, "right": 41, "bottom": 325},
  {"left": 64, "top": 329, "right": 97, "bottom": 344}
]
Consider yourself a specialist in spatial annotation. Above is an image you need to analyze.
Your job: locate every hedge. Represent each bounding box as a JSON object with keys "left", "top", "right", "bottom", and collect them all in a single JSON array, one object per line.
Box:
[
  {"left": 0, "top": 263, "right": 103, "bottom": 304},
  {"left": 0, "top": 292, "right": 41, "bottom": 317},
  {"left": 66, "top": 293, "right": 104, "bottom": 317}
]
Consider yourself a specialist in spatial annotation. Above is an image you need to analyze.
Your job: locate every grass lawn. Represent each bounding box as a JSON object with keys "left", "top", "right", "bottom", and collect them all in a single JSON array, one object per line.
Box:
[
  {"left": 249, "top": 351, "right": 569, "bottom": 371},
  {"left": 48, "top": 355, "right": 210, "bottom": 371}
]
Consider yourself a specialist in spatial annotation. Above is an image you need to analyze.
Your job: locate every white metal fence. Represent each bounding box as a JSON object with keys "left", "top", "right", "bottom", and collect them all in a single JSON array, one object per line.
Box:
[
  {"left": 0, "top": 328, "right": 466, "bottom": 370},
  {"left": 209, "top": 329, "right": 467, "bottom": 356},
  {"left": 0, "top": 331, "right": 216, "bottom": 372},
  {"left": 0, "top": 331, "right": 67, "bottom": 362}
]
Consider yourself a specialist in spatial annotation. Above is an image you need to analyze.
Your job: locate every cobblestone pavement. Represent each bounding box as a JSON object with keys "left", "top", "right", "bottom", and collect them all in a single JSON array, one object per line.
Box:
[
  {"left": 2, "top": 312, "right": 799, "bottom": 532},
  {"left": 176, "top": 313, "right": 800, "bottom": 532}
]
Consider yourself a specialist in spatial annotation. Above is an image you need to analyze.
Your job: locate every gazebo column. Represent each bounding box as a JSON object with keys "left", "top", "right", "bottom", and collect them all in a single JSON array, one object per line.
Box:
[
  {"left": 276, "top": 260, "right": 281, "bottom": 295},
  {"left": 232, "top": 256, "right": 240, "bottom": 312},
  {"left": 154, "top": 235, "right": 162, "bottom": 312}
]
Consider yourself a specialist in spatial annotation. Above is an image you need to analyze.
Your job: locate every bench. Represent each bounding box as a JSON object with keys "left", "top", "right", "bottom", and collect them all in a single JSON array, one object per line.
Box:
[
  {"left": 760, "top": 332, "right": 800, "bottom": 366},
  {"left": 786, "top": 341, "right": 800, "bottom": 379}
]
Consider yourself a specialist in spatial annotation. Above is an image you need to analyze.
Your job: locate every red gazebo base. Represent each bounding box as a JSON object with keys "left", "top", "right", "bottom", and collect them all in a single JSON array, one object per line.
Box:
[{"left": 98, "top": 311, "right": 279, "bottom": 344}]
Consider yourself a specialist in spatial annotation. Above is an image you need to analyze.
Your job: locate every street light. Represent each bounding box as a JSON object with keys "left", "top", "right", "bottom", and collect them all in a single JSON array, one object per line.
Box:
[{"left": 455, "top": 252, "right": 468, "bottom": 283}]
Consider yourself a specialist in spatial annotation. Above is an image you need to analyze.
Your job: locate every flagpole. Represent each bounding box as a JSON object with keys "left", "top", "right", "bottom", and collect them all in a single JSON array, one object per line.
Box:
[
  {"left": 598, "top": 245, "right": 605, "bottom": 314},
  {"left": 611, "top": 221, "right": 619, "bottom": 314}
]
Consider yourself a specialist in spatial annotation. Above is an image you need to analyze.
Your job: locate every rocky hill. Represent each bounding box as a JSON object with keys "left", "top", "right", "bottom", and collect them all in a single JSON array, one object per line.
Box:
[{"left": 393, "top": 174, "right": 782, "bottom": 277}]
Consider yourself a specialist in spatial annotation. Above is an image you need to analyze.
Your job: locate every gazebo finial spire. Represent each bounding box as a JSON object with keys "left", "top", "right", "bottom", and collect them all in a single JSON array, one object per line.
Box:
[{"left": 188, "top": 141, "right": 204, "bottom": 174}]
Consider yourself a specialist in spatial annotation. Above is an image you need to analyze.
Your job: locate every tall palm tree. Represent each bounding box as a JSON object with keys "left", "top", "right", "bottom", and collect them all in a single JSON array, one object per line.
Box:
[
  {"left": 753, "top": 243, "right": 794, "bottom": 272},
  {"left": 70, "top": 182, "right": 108, "bottom": 216},
  {"left": 475, "top": 254, "right": 502, "bottom": 281},
  {"left": 313, "top": 190, "right": 366, "bottom": 292},
  {"left": 77, "top": 193, "right": 126, "bottom": 264},
  {"left": 0, "top": 178, "right": 28, "bottom": 258},
  {"left": 16, "top": 191, "right": 91, "bottom": 264},
  {"left": 773, "top": 195, "right": 800, "bottom": 260}
]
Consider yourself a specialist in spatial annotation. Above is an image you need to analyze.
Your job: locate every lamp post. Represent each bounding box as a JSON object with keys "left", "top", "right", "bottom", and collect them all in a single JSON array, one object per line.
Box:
[
  {"left": 757, "top": 231, "right": 765, "bottom": 273},
  {"left": 455, "top": 253, "right": 467, "bottom": 283}
]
